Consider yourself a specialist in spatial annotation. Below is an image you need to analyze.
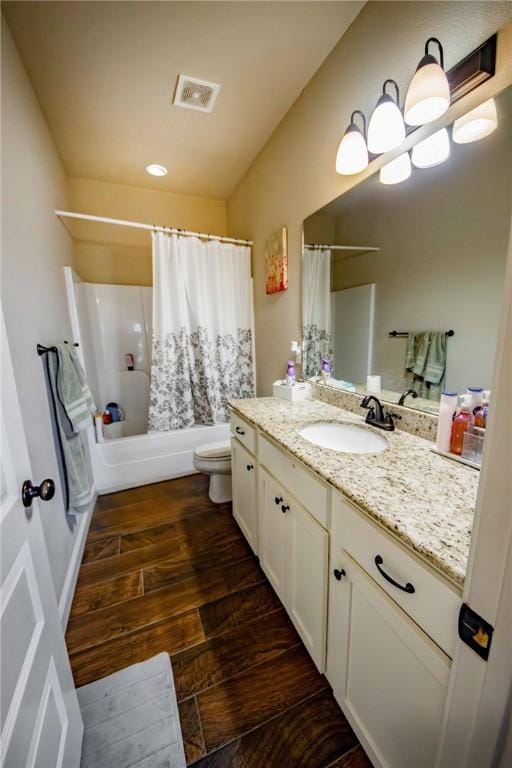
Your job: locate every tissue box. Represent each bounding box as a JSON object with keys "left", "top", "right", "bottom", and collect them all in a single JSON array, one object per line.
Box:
[{"left": 273, "top": 380, "right": 311, "bottom": 402}]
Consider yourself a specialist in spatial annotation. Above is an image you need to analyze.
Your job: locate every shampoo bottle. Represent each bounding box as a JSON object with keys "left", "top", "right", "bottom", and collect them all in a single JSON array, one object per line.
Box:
[
  {"left": 450, "top": 397, "right": 473, "bottom": 456},
  {"left": 466, "top": 386, "right": 483, "bottom": 418},
  {"left": 435, "top": 391, "right": 458, "bottom": 453},
  {"left": 286, "top": 361, "right": 296, "bottom": 388}
]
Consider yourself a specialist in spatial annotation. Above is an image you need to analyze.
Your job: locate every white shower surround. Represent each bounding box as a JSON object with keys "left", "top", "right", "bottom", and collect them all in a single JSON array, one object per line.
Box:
[{"left": 64, "top": 267, "right": 247, "bottom": 494}]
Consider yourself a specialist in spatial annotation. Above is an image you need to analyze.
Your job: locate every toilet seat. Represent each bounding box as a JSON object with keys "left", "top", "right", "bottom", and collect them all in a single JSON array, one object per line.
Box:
[{"left": 194, "top": 440, "right": 231, "bottom": 460}]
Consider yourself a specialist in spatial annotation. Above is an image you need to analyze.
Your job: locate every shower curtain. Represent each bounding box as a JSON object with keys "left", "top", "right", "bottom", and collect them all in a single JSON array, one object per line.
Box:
[
  {"left": 302, "top": 247, "right": 332, "bottom": 379},
  {"left": 149, "top": 231, "right": 255, "bottom": 431}
]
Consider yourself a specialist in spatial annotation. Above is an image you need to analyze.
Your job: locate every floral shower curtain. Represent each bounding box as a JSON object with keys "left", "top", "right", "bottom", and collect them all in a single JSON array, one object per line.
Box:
[
  {"left": 302, "top": 247, "right": 332, "bottom": 379},
  {"left": 149, "top": 231, "right": 255, "bottom": 431}
]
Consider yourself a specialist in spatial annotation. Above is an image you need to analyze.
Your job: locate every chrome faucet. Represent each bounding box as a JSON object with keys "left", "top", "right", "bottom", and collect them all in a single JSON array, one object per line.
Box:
[
  {"left": 398, "top": 388, "right": 418, "bottom": 406},
  {"left": 361, "top": 395, "right": 401, "bottom": 432}
]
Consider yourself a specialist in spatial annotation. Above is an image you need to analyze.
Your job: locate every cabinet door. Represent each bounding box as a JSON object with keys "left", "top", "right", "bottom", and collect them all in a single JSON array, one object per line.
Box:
[
  {"left": 231, "top": 439, "right": 258, "bottom": 554},
  {"left": 329, "top": 551, "right": 450, "bottom": 768},
  {"left": 258, "top": 468, "right": 287, "bottom": 603},
  {"left": 287, "top": 499, "right": 328, "bottom": 671}
]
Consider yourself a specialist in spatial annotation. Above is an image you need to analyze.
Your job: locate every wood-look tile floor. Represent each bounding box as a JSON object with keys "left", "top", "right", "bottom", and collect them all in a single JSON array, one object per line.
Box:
[{"left": 66, "top": 474, "right": 372, "bottom": 767}]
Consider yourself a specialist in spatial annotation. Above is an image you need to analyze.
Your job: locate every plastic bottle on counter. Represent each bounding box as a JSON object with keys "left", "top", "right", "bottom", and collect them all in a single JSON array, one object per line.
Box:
[
  {"left": 466, "top": 386, "right": 483, "bottom": 418},
  {"left": 450, "top": 398, "right": 473, "bottom": 455},
  {"left": 435, "top": 391, "right": 458, "bottom": 453},
  {"left": 474, "top": 392, "right": 490, "bottom": 429},
  {"left": 286, "top": 361, "right": 296, "bottom": 388},
  {"left": 94, "top": 413, "right": 105, "bottom": 443}
]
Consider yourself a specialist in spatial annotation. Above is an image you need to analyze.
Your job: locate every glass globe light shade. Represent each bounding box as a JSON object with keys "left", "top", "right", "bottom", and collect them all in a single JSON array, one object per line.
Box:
[
  {"left": 335, "top": 125, "right": 369, "bottom": 175},
  {"left": 411, "top": 128, "right": 450, "bottom": 168},
  {"left": 368, "top": 94, "right": 406, "bottom": 154},
  {"left": 452, "top": 98, "right": 497, "bottom": 144},
  {"left": 380, "top": 152, "right": 412, "bottom": 185},
  {"left": 404, "top": 59, "right": 450, "bottom": 126}
]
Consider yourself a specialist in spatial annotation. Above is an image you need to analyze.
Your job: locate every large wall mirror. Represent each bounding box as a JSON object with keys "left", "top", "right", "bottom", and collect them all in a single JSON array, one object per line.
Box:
[{"left": 302, "top": 85, "right": 512, "bottom": 414}]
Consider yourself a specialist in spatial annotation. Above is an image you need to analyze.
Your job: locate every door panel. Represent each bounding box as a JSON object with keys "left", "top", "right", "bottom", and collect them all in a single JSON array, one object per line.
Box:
[
  {"left": 341, "top": 556, "right": 450, "bottom": 768},
  {"left": 287, "top": 500, "right": 328, "bottom": 671},
  {"left": 231, "top": 439, "right": 258, "bottom": 553},
  {"left": 0, "top": 308, "right": 83, "bottom": 768},
  {"left": 258, "top": 468, "right": 287, "bottom": 602}
]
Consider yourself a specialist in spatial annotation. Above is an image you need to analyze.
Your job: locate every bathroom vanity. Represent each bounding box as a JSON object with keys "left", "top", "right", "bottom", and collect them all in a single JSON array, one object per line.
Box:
[{"left": 229, "top": 396, "right": 477, "bottom": 768}]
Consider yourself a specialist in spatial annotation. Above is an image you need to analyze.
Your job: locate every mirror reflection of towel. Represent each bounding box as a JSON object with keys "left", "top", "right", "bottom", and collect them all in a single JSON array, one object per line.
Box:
[{"left": 405, "top": 331, "right": 447, "bottom": 400}]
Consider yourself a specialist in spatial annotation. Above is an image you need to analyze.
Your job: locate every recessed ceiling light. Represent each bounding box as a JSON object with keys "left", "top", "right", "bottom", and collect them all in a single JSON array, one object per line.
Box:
[{"left": 145, "top": 164, "right": 168, "bottom": 177}]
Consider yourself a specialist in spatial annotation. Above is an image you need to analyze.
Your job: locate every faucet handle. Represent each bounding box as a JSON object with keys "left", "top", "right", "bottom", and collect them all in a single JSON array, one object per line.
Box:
[{"left": 387, "top": 411, "right": 402, "bottom": 424}]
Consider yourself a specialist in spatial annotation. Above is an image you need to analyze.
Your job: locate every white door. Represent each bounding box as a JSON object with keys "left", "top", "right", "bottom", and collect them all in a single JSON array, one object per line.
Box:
[
  {"left": 0, "top": 309, "right": 83, "bottom": 768},
  {"left": 258, "top": 468, "right": 287, "bottom": 603},
  {"left": 231, "top": 439, "right": 258, "bottom": 554},
  {"left": 287, "top": 499, "right": 328, "bottom": 672}
]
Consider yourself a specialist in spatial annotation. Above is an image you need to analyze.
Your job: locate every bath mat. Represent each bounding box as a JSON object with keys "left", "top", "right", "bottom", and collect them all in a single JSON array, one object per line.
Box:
[{"left": 77, "top": 653, "right": 186, "bottom": 768}]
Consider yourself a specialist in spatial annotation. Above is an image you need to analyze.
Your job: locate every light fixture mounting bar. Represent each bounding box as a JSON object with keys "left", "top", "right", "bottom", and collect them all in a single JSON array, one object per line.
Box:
[{"left": 447, "top": 34, "right": 497, "bottom": 104}]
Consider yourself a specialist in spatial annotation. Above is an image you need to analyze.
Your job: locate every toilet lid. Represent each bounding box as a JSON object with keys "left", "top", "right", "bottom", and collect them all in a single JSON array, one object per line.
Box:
[{"left": 194, "top": 440, "right": 231, "bottom": 459}]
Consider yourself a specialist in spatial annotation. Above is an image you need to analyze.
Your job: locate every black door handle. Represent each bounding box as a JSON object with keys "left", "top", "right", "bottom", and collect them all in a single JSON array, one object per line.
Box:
[
  {"left": 235, "top": 426, "right": 245, "bottom": 435},
  {"left": 374, "top": 555, "right": 415, "bottom": 594},
  {"left": 281, "top": 504, "right": 290, "bottom": 514},
  {"left": 246, "top": 464, "right": 254, "bottom": 471},
  {"left": 22, "top": 479, "right": 56, "bottom": 509},
  {"left": 333, "top": 568, "right": 346, "bottom": 581},
  {"left": 274, "top": 496, "right": 283, "bottom": 505}
]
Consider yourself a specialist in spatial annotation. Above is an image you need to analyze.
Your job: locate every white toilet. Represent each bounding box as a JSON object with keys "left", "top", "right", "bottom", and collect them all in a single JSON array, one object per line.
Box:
[{"left": 192, "top": 440, "right": 232, "bottom": 504}]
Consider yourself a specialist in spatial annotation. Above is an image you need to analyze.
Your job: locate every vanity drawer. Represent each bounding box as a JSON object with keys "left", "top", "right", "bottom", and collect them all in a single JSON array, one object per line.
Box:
[
  {"left": 230, "top": 412, "right": 257, "bottom": 455},
  {"left": 259, "top": 435, "right": 329, "bottom": 529},
  {"left": 333, "top": 493, "right": 460, "bottom": 657}
]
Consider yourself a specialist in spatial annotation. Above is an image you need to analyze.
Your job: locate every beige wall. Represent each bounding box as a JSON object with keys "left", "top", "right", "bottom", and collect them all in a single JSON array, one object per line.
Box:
[
  {"left": 68, "top": 177, "right": 227, "bottom": 285},
  {"left": 1, "top": 18, "right": 83, "bottom": 605},
  {"left": 329, "top": 89, "right": 512, "bottom": 394},
  {"left": 227, "top": 1, "right": 512, "bottom": 395}
]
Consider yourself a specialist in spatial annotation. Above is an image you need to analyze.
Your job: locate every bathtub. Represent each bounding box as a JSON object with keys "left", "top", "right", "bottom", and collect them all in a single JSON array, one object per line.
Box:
[{"left": 88, "top": 422, "right": 231, "bottom": 494}]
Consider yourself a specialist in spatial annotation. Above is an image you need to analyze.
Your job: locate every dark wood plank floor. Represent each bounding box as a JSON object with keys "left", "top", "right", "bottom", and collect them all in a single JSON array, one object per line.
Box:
[{"left": 66, "top": 474, "right": 372, "bottom": 767}]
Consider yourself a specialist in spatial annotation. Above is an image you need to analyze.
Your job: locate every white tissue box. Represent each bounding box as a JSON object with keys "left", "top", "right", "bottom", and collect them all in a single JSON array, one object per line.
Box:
[{"left": 273, "top": 380, "right": 311, "bottom": 402}]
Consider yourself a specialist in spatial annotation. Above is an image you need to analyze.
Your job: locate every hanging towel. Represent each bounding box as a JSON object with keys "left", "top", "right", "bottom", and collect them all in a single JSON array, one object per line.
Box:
[
  {"left": 56, "top": 343, "right": 96, "bottom": 433},
  {"left": 405, "top": 331, "right": 447, "bottom": 401},
  {"left": 47, "top": 344, "right": 95, "bottom": 511},
  {"left": 423, "top": 331, "right": 447, "bottom": 385}
]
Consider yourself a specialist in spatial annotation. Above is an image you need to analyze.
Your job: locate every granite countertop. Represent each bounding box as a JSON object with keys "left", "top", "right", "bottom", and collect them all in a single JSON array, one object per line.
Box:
[{"left": 230, "top": 397, "right": 479, "bottom": 588}]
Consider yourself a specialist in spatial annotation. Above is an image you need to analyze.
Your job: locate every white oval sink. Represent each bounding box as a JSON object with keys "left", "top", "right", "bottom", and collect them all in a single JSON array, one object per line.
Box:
[{"left": 299, "top": 422, "right": 388, "bottom": 454}]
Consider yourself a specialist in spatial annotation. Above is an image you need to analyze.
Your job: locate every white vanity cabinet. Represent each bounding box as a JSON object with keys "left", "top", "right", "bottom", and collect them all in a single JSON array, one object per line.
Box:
[
  {"left": 259, "top": 466, "right": 328, "bottom": 671},
  {"left": 229, "top": 408, "right": 460, "bottom": 768},
  {"left": 327, "top": 492, "right": 457, "bottom": 768}
]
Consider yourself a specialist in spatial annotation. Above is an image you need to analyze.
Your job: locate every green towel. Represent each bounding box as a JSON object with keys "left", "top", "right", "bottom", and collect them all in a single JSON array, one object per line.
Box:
[
  {"left": 56, "top": 343, "right": 96, "bottom": 433},
  {"left": 423, "top": 331, "right": 447, "bottom": 385},
  {"left": 48, "top": 345, "right": 95, "bottom": 511},
  {"left": 404, "top": 330, "right": 447, "bottom": 401}
]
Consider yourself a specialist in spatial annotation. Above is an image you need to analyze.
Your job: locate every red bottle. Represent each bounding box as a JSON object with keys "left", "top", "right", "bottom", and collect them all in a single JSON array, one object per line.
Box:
[{"left": 450, "top": 403, "right": 472, "bottom": 455}]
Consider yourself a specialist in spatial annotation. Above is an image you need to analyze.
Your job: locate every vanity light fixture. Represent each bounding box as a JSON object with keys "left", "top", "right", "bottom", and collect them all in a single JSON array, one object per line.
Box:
[
  {"left": 411, "top": 127, "right": 450, "bottom": 169},
  {"left": 404, "top": 38, "right": 450, "bottom": 126},
  {"left": 380, "top": 152, "right": 412, "bottom": 185},
  {"left": 335, "top": 110, "right": 369, "bottom": 176},
  {"left": 367, "top": 80, "right": 406, "bottom": 154},
  {"left": 145, "top": 163, "right": 168, "bottom": 177},
  {"left": 452, "top": 98, "right": 498, "bottom": 144}
]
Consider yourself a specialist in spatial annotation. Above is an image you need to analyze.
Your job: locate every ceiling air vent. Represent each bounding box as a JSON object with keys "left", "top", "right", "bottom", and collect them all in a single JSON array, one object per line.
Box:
[{"left": 173, "top": 74, "right": 221, "bottom": 113}]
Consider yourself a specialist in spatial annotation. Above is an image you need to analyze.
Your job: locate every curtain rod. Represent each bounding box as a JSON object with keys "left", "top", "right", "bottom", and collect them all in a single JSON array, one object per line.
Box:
[
  {"left": 304, "top": 243, "right": 379, "bottom": 252},
  {"left": 55, "top": 210, "right": 253, "bottom": 247}
]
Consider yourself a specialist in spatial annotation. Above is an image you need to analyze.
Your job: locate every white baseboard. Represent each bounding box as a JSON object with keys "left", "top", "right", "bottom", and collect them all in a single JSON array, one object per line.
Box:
[{"left": 58, "top": 493, "right": 96, "bottom": 629}]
